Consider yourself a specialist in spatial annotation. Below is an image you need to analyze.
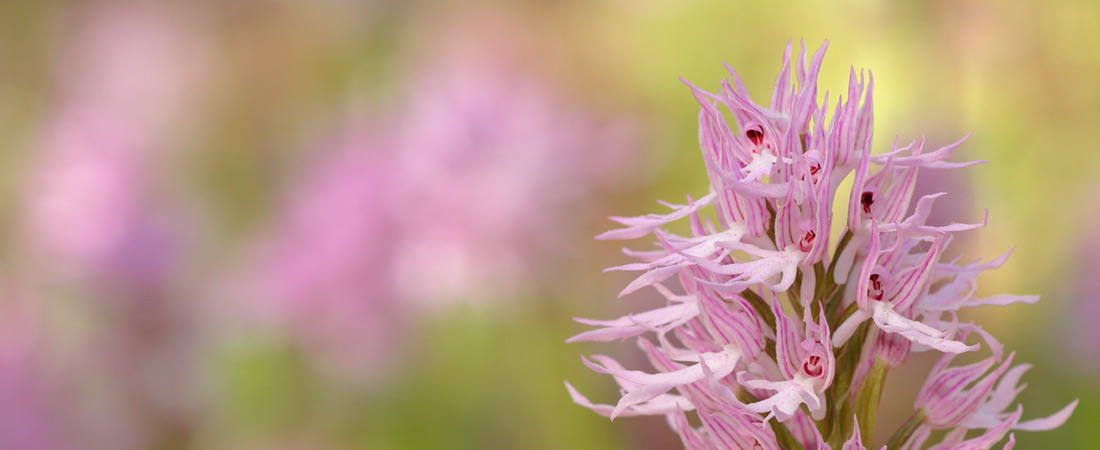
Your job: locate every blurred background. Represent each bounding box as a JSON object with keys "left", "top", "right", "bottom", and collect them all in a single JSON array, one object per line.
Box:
[{"left": 0, "top": 0, "right": 1095, "bottom": 448}]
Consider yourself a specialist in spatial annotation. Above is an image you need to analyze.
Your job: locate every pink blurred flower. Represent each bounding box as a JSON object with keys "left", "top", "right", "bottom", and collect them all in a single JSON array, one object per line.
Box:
[
  {"left": 25, "top": 109, "right": 179, "bottom": 285},
  {"left": 55, "top": 1, "right": 209, "bottom": 140},
  {"left": 390, "top": 57, "right": 634, "bottom": 305},
  {"left": 244, "top": 137, "right": 404, "bottom": 378},
  {"left": 25, "top": 1, "right": 206, "bottom": 283},
  {"left": 0, "top": 288, "right": 59, "bottom": 450},
  {"left": 18, "top": 2, "right": 210, "bottom": 447},
  {"left": 240, "top": 19, "right": 636, "bottom": 378}
]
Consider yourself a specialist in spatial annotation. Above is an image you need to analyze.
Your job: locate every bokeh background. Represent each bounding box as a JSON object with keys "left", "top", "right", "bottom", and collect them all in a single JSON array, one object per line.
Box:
[{"left": 0, "top": 0, "right": 1096, "bottom": 448}]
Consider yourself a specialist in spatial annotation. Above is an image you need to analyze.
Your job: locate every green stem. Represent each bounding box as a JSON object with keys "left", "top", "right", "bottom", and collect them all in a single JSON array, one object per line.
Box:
[
  {"left": 738, "top": 289, "right": 777, "bottom": 361},
  {"left": 812, "top": 262, "right": 826, "bottom": 311},
  {"left": 824, "top": 231, "right": 853, "bottom": 287},
  {"left": 884, "top": 410, "right": 925, "bottom": 449},
  {"left": 821, "top": 230, "right": 853, "bottom": 325},
  {"left": 829, "top": 396, "right": 852, "bottom": 448},
  {"left": 833, "top": 322, "right": 870, "bottom": 399},
  {"left": 853, "top": 360, "right": 888, "bottom": 447},
  {"left": 830, "top": 321, "right": 871, "bottom": 443},
  {"left": 823, "top": 284, "right": 846, "bottom": 328},
  {"left": 765, "top": 202, "right": 778, "bottom": 246},
  {"left": 740, "top": 289, "right": 776, "bottom": 331},
  {"left": 773, "top": 419, "right": 807, "bottom": 450},
  {"left": 834, "top": 300, "right": 859, "bottom": 329},
  {"left": 789, "top": 268, "right": 804, "bottom": 314},
  {"left": 787, "top": 290, "right": 804, "bottom": 319},
  {"left": 815, "top": 386, "right": 836, "bottom": 445}
]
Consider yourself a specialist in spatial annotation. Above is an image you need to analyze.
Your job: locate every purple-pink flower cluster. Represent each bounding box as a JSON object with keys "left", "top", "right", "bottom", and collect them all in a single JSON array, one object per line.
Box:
[
  {"left": 568, "top": 41, "right": 1075, "bottom": 449},
  {"left": 238, "top": 30, "right": 634, "bottom": 381}
]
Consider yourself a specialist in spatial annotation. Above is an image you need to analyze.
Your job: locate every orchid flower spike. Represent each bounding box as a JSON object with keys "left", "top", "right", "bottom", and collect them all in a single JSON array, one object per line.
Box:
[{"left": 566, "top": 40, "right": 1074, "bottom": 449}]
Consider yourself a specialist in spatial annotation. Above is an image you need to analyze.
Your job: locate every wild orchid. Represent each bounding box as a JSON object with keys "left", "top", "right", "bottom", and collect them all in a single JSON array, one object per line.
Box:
[{"left": 567, "top": 41, "right": 1076, "bottom": 449}]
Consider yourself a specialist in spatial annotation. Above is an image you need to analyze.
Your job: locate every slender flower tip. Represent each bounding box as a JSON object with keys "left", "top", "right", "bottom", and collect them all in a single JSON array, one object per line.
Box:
[
  {"left": 594, "top": 228, "right": 623, "bottom": 240},
  {"left": 1017, "top": 398, "right": 1078, "bottom": 431},
  {"left": 678, "top": 76, "right": 703, "bottom": 91},
  {"left": 580, "top": 355, "right": 607, "bottom": 374},
  {"left": 564, "top": 380, "right": 583, "bottom": 400},
  {"left": 564, "top": 380, "right": 597, "bottom": 410},
  {"left": 564, "top": 325, "right": 596, "bottom": 343}
]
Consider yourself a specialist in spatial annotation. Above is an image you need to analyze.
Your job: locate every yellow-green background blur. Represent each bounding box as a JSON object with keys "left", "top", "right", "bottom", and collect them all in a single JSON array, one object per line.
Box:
[{"left": 0, "top": 0, "right": 1095, "bottom": 448}]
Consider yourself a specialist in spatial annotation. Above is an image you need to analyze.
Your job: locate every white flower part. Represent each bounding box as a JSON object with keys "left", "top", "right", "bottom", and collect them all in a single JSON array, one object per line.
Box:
[
  {"left": 959, "top": 364, "right": 1078, "bottom": 432},
  {"left": 741, "top": 150, "right": 779, "bottom": 183},
  {"left": 832, "top": 309, "right": 872, "bottom": 348},
  {"left": 703, "top": 242, "right": 806, "bottom": 292},
  {"left": 583, "top": 345, "right": 743, "bottom": 420},
  {"left": 609, "top": 224, "right": 748, "bottom": 297},
  {"left": 833, "top": 232, "right": 870, "bottom": 284},
  {"left": 667, "top": 225, "right": 749, "bottom": 259},
  {"left": 738, "top": 372, "right": 826, "bottom": 425},
  {"left": 564, "top": 381, "right": 695, "bottom": 418},
  {"left": 832, "top": 300, "right": 978, "bottom": 353},
  {"left": 869, "top": 300, "right": 977, "bottom": 354},
  {"left": 799, "top": 263, "right": 817, "bottom": 310},
  {"left": 870, "top": 133, "right": 981, "bottom": 169},
  {"left": 597, "top": 191, "right": 718, "bottom": 241},
  {"left": 566, "top": 301, "right": 699, "bottom": 343}
]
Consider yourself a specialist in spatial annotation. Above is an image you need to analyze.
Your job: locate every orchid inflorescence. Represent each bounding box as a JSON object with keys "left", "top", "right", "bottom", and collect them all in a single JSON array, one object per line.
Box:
[{"left": 566, "top": 41, "right": 1076, "bottom": 449}]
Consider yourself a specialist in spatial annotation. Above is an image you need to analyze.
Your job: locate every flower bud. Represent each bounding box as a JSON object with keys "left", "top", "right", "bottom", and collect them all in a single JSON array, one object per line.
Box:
[{"left": 872, "top": 329, "right": 911, "bottom": 368}]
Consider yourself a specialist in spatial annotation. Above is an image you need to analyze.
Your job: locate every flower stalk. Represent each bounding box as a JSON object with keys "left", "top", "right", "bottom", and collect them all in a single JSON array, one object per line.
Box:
[
  {"left": 885, "top": 410, "right": 926, "bottom": 449},
  {"left": 854, "top": 360, "right": 888, "bottom": 447}
]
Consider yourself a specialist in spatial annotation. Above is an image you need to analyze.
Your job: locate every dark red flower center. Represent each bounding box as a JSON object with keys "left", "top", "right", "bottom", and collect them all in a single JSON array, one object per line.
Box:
[
  {"left": 869, "top": 274, "right": 884, "bottom": 300},
  {"left": 800, "top": 230, "right": 816, "bottom": 251},
  {"left": 803, "top": 355, "right": 824, "bottom": 377},
  {"left": 861, "top": 191, "right": 875, "bottom": 214},
  {"left": 746, "top": 128, "right": 764, "bottom": 145}
]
